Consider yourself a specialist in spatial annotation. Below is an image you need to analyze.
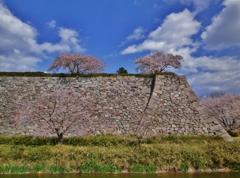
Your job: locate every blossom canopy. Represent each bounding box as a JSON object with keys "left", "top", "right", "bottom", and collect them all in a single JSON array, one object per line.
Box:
[
  {"left": 201, "top": 93, "right": 240, "bottom": 130},
  {"left": 48, "top": 53, "right": 107, "bottom": 74},
  {"left": 134, "top": 51, "right": 183, "bottom": 74}
]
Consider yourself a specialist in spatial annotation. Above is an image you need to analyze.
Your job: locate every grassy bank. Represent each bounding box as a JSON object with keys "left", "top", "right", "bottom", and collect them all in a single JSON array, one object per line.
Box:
[{"left": 0, "top": 135, "right": 239, "bottom": 174}]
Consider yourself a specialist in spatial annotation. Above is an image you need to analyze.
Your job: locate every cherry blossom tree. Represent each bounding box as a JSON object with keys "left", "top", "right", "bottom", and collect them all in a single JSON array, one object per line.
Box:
[
  {"left": 47, "top": 53, "right": 107, "bottom": 74},
  {"left": 201, "top": 93, "right": 240, "bottom": 130},
  {"left": 15, "top": 90, "right": 95, "bottom": 144},
  {"left": 134, "top": 51, "right": 183, "bottom": 74},
  {"left": 209, "top": 91, "right": 225, "bottom": 98}
]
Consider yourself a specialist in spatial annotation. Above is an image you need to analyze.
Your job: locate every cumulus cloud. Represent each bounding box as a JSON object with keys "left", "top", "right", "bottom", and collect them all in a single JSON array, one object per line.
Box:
[
  {"left": 58, "top": 28, "right": 84, "bottom": 52},
  {"left": 47, "top": 20, "right": 56, "bottom": 28},
  {"left": 127, "top": 27, "right": 145, "bottom": 41},
  {"left": 0, "top": 53, "right": 41, "bottom": 71},
  {"left": 174, "top": 47, "right": 240, "bottom": 97},
  {"left": 164, "top": 0, "right": 218, "bottom": 14},
  {"left": 179, "top": 0, "right": 211, "bottom": 13},
  {"left": 186, "top": 56, "right": 240, "bottom": 96},
  {"left": 201, "top": 0, "right": 240, "bottom": 50},
  {"left": 120, "top": 8, "right": 240, "bottom": 96},
  {"left": 0, "top": 2, "right": 84, "bottom": 72},
  {"left": 31, "top": 28, "right": 85, "bottom": 54},
  {"left": 119, "top": 27, "right": 145, "bottom": 47},
  {"left": 121, "top": 9, "right": 200, "bottom": 54}
]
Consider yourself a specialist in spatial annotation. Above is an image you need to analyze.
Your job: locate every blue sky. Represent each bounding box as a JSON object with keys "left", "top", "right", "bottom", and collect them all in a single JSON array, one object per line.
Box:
[{"left": 0, "top": 0, "right": 240, "bottom": 97}]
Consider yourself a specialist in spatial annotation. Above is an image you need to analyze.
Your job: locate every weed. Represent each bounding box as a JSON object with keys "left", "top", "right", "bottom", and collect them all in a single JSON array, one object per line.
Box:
[
  {"left": 33, "top": 164, "right": 46, "bottom": 172},
  {"left": 0, "top": 165, "right": 29, "bottom": 173},
  {"left": 235, "top": 164, "right": 240, "bottom": 171},
  {"left": 129, "top": 165, "right": 157, "bottom": 173},
  {"left": 50, "top": 165, "right": 65, "bottom": 174},
  {"left": 180, "top": 163, "right": 189, "bottom": 172}
]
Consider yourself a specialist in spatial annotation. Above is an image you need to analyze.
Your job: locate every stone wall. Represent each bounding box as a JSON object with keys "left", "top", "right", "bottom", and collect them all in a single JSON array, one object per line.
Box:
[{"left": 0, "top": 75, "right": 231, "bottom": 140}]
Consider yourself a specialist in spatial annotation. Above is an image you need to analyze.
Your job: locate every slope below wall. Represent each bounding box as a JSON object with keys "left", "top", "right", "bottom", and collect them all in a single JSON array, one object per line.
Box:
[{"left": 0, "top": 75, "right": 231, "bottom": 140}]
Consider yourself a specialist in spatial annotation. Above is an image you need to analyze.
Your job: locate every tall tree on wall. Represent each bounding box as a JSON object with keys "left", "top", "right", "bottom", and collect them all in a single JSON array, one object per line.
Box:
[
  {"left": 116, "top": 67, "right": 128, "bottom": 74},
  {"left": 134, "top": 51, "right": 183, "bottom": 74},
  {"left": 15, "top": 90, "right": 95, "bottom": 144},
  {"left": 201, "top": 93, "right": 240, "bottom": 131},
  {"left": 48, "top": 53, "right": 107, "bottom": 74}
]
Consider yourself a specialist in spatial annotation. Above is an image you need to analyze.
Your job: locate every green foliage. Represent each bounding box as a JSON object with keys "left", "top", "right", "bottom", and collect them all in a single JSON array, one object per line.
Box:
[
  {"left": 0, "top": 165, "right": 30, "bottom": 174},
  {"left": 116, "top": 67, "right": 128, "bottom": 74},
  {"left": 129, "top": 165, "right": 157, "bottom": 173},
  {"left": 180, "top": 163, "right": 189, "bottom": 172},
  {"left": 235, "top": 164, "right": 240, "bottom": 171},
  {"left": 80, "top": 162, "right": 121, "bottom": 173},
  {"left": 0, "top": 135, "right": 239, "bottom": 173},
  {"left": 50, "top": 165, "right": 65, "bottom": 174},
  {"left": 33, "top": 164, "right": 47, "bottom": 172},
  {"left": 0, "top": 134, "right": 137, "bottom": 146},
  {"left": 158, "top": 135, "right": 225, "bottom": 144},
  {"left": 0, "top": 134, "right": 226, "bottom": 147},
  {"left": 63, "top": 134, "right": 137, "bottom": 147},
  {"left": 0, "top": 135, "right": 57, "bottom": 146}
]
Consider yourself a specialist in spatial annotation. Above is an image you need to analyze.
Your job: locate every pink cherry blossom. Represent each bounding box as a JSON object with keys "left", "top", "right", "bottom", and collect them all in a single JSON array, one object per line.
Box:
[
  {"left": 201, "top": 93, "right": 240, "bottom": 130},
  {"left": 134, "top": 51, "right": 183, "bottom": 74},
  {"left": 15, "top": 90, "right": 95, "bottom": 144},
  {"left": 48, "top": 53, "right": 107, "bottom": 74}
]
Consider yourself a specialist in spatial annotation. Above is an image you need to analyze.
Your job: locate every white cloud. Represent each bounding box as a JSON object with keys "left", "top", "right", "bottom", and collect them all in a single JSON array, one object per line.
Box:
[
  {"left": 164, "top": 0, "right": 216, "bottom": 14},
  {"left": 0, "top": 2, "right": 85, "bottom": 72},
  {"left": 120, "top": 8, "right": 240, "bottom": 96},
  {"left": 201, "top": 0, "right": 240, "bottom": 50},
  {"left": 173, "top": 52, "right": 240, "bottom": 96},
  {"left": 186, "top": 57, "right": 240, "bottom": 96},
  {"left": 0, "top": 3, "right": 37, "bottom": 54},
  {"left": 31, "top": 28, "right": 85, "bottom": 54},
  {"left": 126, "top": 27, "right": 145, "bottom": 41},
  {"left": 121, "top": 9, "right": 200, "bottom": 54},
  {"left": 48, "top": 20, "right": 56, "bottom": 28},
  {"left": 0, "top": 53, "right": 41, "bottom": 71},
  {"left": 180, "top": 0, "right": 210, "bottom": 13},
  {"left": 58, "top": 28, "right": 85, "bottom": 52},
  {"left": 119, "top": 27, "right": 145, "bottom": 47}
]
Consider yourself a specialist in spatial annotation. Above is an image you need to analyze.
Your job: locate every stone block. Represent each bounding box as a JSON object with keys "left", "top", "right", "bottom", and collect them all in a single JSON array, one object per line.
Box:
[{"left": 0, "top": 75, "right": 231, "bottom": 139}]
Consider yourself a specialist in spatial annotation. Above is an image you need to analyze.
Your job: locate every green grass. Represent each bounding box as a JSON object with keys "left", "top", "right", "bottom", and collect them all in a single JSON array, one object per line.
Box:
[
  {"left": 0, "top": 135, "right": 239, "bottom": 174},
  {"left": 80, "top": 163, "right": 121, "bottom": 173},
  {"left": 0, "top": 165, "right": 30, "bottom": 174},
  {"left": 49, "top": 165, "right": 65, "bottom": 174},
  {"left": 235, "top": 164, "right": 240, "bottom": 171},
  {"left": 0, "top": 134, "right": 226, "bottom": 146},
  {"left": 129, "top": 165, "right": 157, "bottom": 173},
  {"left": 32, "top": 164, "right": 47, "bottom": 172},
  {"left": 180, "top": 163, "right": 189, "bottom": 172}
]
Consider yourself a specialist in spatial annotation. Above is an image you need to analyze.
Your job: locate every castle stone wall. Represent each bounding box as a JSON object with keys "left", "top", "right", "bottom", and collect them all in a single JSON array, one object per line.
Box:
[{"left": 0, "top": 75, "right": 231, "bottom": 140}]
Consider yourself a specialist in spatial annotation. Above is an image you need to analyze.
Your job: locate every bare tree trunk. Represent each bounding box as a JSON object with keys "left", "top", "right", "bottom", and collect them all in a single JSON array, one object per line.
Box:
[{"left": 57, "top": 132, "right": 63, "bottom": 144}]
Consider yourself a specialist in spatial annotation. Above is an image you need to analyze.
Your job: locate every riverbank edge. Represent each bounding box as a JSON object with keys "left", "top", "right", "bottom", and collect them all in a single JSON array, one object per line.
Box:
[
  {"left": 0, "top": 171, "right": 239, "bottom": 175},
  {"left": 0, "top": 166, "right": 239, "bottom": 174}
]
